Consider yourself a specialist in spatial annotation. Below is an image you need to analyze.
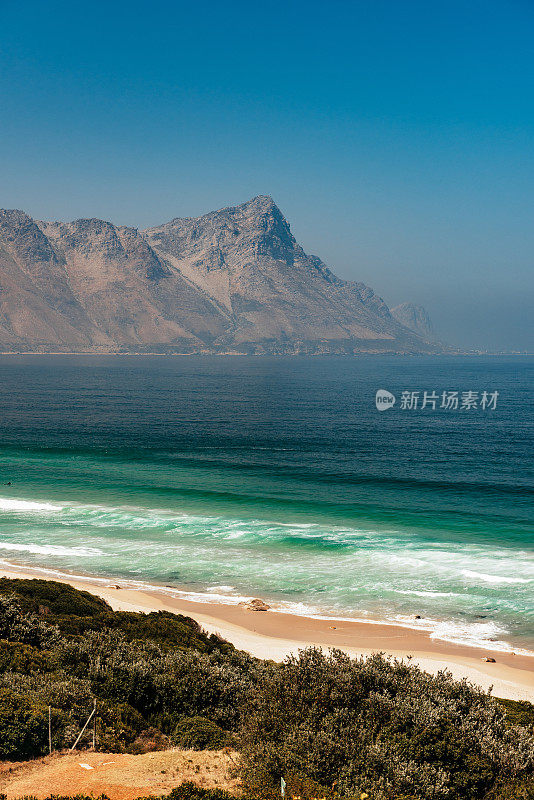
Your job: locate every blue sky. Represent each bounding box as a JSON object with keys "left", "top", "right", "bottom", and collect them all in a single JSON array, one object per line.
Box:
[{"left": 1, "top": 0, "right": 533, "bottom": 349}]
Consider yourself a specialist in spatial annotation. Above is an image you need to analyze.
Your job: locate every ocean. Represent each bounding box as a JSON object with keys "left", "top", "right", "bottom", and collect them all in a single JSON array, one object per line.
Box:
[{"left": 0, "top": 354, "right": 532, "bottom": 654}]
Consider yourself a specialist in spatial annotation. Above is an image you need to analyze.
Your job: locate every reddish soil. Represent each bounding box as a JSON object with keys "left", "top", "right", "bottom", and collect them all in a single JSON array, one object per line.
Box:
[{"left": 0, "top": 748, "right": 239, "bottom": 799}]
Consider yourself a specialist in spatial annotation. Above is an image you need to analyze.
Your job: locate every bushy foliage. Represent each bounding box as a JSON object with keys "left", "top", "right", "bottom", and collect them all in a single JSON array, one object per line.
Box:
[
  {"left": 0, "top": 578, "right": 233, "bottom": 653},
  {"left": 0, "top": 577, "right": 110, "bottom": 617},
  {"left": 0, "top": 581, "right": 257, "bottom": 757},
  {"left": 485, "top": 776, "right": 534, "bottom": 798},
  {"left": 128, "top": 726, "right": 170, "bottom": 754},
  {"left": 0, "top": 666, "right": 146, "bottom": 756},
  {"left": 497, "top": 698, "right": 534, "bottom": 729},
  {"left": 0, "top": 595, "right": 60, "bottom": 649},
  {"left": 157, "top": 784, "right": 236, "bottom": 800},
  {"left": 0, "top": 685, "right": 50, "bottom": 759},
  {"left": 130, "top": 783, "right": 236, "bottom": 800},
  {"left": 172, "top": 716, "right": 231, "bottom": 749},
  {"left": 239, "top": 647, "right": 534, "bottom": 800},
  {"left": 70, "top": 627, "right": 258, "bottom": 732},
  {"left": 0, "top": 579, "right": 533, "bottom": 800}
]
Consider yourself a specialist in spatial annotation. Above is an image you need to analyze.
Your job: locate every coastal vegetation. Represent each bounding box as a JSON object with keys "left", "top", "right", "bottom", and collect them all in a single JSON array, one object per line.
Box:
[{"left": 0, "top": 579, "right": 532, "bottom": 799}]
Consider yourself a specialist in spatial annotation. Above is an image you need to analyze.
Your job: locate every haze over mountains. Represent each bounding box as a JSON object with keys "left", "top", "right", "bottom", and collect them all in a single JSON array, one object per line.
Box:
[
  {"left": 391, "top": 303, "right": 435, "bottom": 341},
  {"left": 0, "top": 196, "right": 441, "bottom": 355}
]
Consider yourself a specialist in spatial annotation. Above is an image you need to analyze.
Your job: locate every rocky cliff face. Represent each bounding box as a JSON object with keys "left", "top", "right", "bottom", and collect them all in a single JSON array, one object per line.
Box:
[
  {"left": 0, "top": 197, "right": 442, "bottom": 354},
  {"left": 391, "top": 302, "right": 435, "bottom": 341}
]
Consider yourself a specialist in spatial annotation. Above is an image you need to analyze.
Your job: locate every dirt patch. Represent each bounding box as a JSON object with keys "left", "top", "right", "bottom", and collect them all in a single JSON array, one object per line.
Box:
[{"left": 0, "top": 748, "right": 239, "bottom": 799}]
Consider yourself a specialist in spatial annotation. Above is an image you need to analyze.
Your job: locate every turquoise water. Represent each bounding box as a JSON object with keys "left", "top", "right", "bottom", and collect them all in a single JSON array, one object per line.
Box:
[{"left": 0, "top": 355, "right": 532, "bottom": 653}]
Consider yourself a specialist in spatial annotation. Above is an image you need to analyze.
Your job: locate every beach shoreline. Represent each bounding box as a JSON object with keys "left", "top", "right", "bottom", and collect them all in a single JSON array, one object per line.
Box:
[{"left": 0, "top": 561, "right": 532, "bottom": 702}]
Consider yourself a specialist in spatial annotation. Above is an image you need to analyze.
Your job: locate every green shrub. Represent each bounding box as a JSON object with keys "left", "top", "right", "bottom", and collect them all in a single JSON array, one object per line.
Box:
[
  {"left": 239, "top": 647, "right": 534, "bottom": 800},
  {"left": 128, "top": 726, "right": 170, "bottom": 754},
  {"left": 0, "top": 577, "right": 110, "bottom": 617},
  {"left": 163, "top": 784, "right": 236, "bottom": 800},
  {"left": 0, "top": 595, "right": 59, "bottom": 648},
  {"left": 497, "top": 698, "right": 534, "bottom": 729},
  {"left": 0, "top": 669, "right": 146, "bottom": 756},
  {"left": 0, "top": 640, "right": 59, "bottom": 674},
  {"left": 0, "top": 579, "right": 234, "bottom": 653},
  {"left": 78, "top": 628, "right": 257, "bottom": 731},
  {"left": 0, "top": 579, "right": 533, "bottom": 800},
  {"left": 93, "top": 701, "right": 146, "bottom": 752},
  {"left": 484, "top": 776, "right": 534, "bottom": 798},
  {"left": 0, "top": 582, "right": 256, "bottom": 760},
  {"left": 485, "top": 779, "right": 534, "bottom": 800},
  {"left": 0, "top": 687, "right": 49, "bottom": 759},
  {"left": 172, "top": 716, "right": 230, "bottom": 750},
  {"left": 135, "top": 783, "right": 236, "bottom": 800}
]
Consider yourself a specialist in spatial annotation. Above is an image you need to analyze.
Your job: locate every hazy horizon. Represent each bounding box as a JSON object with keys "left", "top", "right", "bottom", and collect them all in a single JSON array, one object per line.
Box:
[{"left": 2, "top": 0, "right": 533, "bottom": 351}]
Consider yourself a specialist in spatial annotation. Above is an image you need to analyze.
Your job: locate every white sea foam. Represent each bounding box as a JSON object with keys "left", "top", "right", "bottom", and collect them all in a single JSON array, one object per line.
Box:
[
  {"left": 391, "top": 614, "right": 528, "bottom": 653},
  {"left": 0, "top": 498, "right": 62, "bottom": 512},
  {"left": 164, "top": 588, "right": 253, "bottom": 605},
  {"left": 461, "top": 569, "right": 531, "bottom": 585},
  {"left": 206, "top": 585, "right": 237, "bottom": 593},
  {"left": 0, "top": 494, "right": 532, "bottom": 656},
  {"left": 0, "top": 560, "right": 114, "bottom": 582},
  {"left": 277, "top": 522, "right": 316, "bottom": 529},
  {"left": 270, "top": 606, "right": 534, "bottom": 656},
  {"left": 0, "top": 542, "right": 102, "bottom": 557},
  {"left": 0, "top": 561, "right": 246, "bottom": 605},
  {"left": 395, "top": 589, "right": 459, "bottom": 598},
  {"left": 1, "top": 556, "right": 532, "bottom": 656}
]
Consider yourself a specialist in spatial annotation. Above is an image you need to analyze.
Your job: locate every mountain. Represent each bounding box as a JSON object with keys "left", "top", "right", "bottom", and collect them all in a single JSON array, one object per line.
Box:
[
  {"left": 391, "top": 302, "right": 435, "bottom": 341},
  {"left": 0, "top": 197, "right": 443, "bottom": 354}
]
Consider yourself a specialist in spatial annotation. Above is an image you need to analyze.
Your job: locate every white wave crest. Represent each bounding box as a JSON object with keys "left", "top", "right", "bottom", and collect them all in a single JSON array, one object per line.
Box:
[
  {"left": 395, "top": 589, "right": 459, "bottom": 598},
  {"left": 391, "top": 613, "right": 532, "bottom": 654},
  {"left": 167, "top": 588, "right": 253, "bottom": 605},
  {"left": 462, "top": 569, "right": 531, "bottom": 585},
  {"left": 206, "top": 585, "right": 237, "bottom": 593},
  {"left": 0, "top": 542, "right": 102, "bottom": 557},
  {"left": 0, "top": 498, "right": 62, "bottom": 512}
]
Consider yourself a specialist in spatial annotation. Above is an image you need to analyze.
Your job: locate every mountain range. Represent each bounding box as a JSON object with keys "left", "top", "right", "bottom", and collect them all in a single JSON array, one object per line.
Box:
[{"left": 0, "top": 195, "right": 441, "bottom": 354}]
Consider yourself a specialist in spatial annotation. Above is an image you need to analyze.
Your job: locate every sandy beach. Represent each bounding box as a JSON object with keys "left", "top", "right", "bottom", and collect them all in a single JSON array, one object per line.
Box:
[{"left": 1, "top": 562, "right": 533, "bottom": 702}]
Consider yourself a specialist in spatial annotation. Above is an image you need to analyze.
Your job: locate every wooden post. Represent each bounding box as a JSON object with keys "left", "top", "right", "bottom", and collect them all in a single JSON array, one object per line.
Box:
[
  {"left": 48, "top": 706, "right": 52, "bottom": 755},
  {"left": 70, "top": 704, "right": 96, "bottom": 751},
  {"left": 92, "top": 699, "right": 96, "bottom": 750}
]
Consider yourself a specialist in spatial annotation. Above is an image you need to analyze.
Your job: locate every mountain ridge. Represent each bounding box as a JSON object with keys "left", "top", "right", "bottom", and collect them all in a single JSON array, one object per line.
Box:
[
  {"left": 0, "top": 197, "right": 442, "bottom": 354},
  {"left": 391, "top": 302, "right": 435, "bottom": 341}
]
